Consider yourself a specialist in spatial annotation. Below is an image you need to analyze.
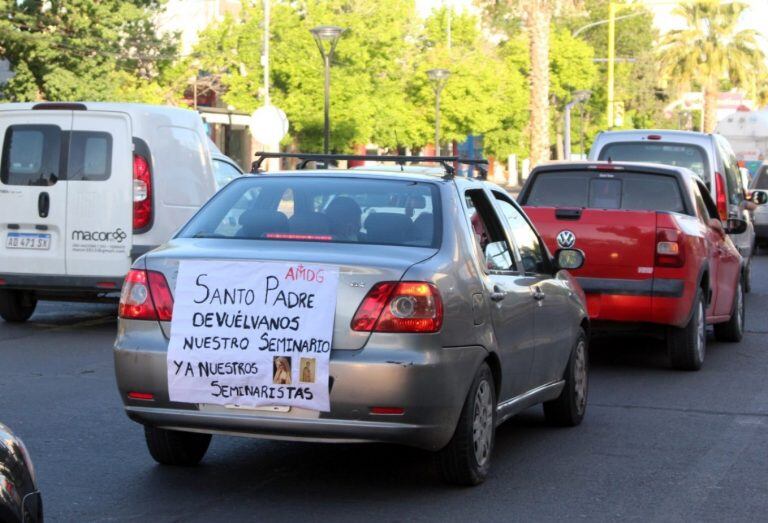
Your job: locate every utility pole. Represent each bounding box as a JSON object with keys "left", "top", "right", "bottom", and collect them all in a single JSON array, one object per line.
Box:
[
  {"left": 262, "top": 0, "right": 270, "bottom": 105},
  {"left": 607, "top": 1, "right": 616, "bottom": 128}
]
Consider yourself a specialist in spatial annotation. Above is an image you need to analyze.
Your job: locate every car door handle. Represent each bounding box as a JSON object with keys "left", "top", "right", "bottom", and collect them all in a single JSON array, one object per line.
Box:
[
  {"left": 490, "top": 285, "right": 507, "bottom": 302},
  {"left": 38, "top": 192, "right": 50, "bottom": 218},
  {"left": 531, "top": 286, "right": 545, "bottom": 301}
]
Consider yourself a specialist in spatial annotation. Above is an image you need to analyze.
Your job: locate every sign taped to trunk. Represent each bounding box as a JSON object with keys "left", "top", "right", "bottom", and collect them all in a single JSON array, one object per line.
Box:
[{"left": 167, "top": 260, "right": 338, "bottom": 412}]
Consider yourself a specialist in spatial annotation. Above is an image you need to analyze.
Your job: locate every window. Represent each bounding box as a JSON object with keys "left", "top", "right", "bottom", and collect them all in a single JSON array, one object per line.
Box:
[
  {"left": 597, "top": 142, "right": 709, "bottom": 180},
  {"left": 525, "top": 171, "right": 686, "bottom": 214},
  {"left": 754, "top": 166, "right": 768, "bottom": 189},
  {"left": 212, "top": 159, "right": 242, "bottom": 189},
  {"left": 464, "top": 190, "right": 515, "bottom": 271},
  {"left": 493, "top": 192, "right": 546, "bottom": 274},
  {"left": 692, "top": 183, "right": 710, "bottom": 222},
  {"left": 181, "top": 177, "right": 441, "bottom": 248},
  {"left": 1, "top": 125, "right": 62, "bottom": 186},
  {"left": 696, "top": 180, "right": 719, "bottom": 220},
  {"left": 716, "top": 137, "right": 744, "bottom": 205},
  {"left": 67, "top": 131, "right": 112, "bottom": 181}
]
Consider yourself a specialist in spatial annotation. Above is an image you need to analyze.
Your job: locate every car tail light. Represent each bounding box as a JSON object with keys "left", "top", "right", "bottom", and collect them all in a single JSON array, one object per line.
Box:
[
  {"left": 133, "top": 154, "right": 152, "bottom": 231},
  {"left": 119, "top": 269, "right": 174, "bottom": 321},
  {"left": 647, "top": 134, "right": 662, "bottom": 140},
  {"left": 127, "top": 392, "right": 155, "bottom": 401},
  {"left": 656, "top": 228, "right": 685, "bottom": 268},
  {"left": 351, "top": 281, "right": 443, "bottom": 333},
  {"left": 715, "top": 171, "right": 728, "bottom": 221}
]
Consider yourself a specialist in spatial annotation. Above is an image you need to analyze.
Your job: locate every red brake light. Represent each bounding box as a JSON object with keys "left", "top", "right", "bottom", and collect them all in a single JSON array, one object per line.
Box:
[
  {"left": 127, "top": 392, "right": 155, "bottom": 401},
  {"left": 351, "top": 281, "right": 443, "bottom": 333},
  {"left": 715, "top": 172, "right": 728, "bottom": 221},
  {"left": 133, "top": 154, "right": 152, "bottom": 231},
  {"left": 264, "top": 233, "right": 333, "bottom": 241},
  {"left": 647, "top": 134, "right": 662, "bottom": 140},
  {"left": 655, "top": 228, "right": 685, "bottom": 268},
  {"left": 119, "top": 269, "right": 174, "bottom": 321}
]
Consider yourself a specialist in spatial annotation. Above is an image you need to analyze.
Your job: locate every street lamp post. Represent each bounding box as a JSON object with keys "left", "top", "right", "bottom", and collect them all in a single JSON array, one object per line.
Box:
[
  {"left": 310, "top": 25, "right": 344, "bottom": 161},
  {"left": 427, "top": 68, "right": 450, "bottom": 156},
  {"left": 564, "top": 90, "right": 591, "bottom": 160}
]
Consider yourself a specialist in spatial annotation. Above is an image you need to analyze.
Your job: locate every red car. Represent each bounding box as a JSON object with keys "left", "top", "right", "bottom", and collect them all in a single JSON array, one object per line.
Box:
[{"left": 519, "top": 162, "right": 746, "bottom": 370}]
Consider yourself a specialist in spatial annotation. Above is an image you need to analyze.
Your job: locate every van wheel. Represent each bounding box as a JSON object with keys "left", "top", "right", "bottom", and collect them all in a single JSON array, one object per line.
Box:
[
  {"left": 543, "top": 328, "right": 588, "bottom": 427},
  {"left": 144, "top": 426, "right": 211, "bottom": 466},
  {"left": 437, "top": 362, "right": 496, "bottom": 486},
  {"left": 668, "top": 289, "right": 706, "bottom": 371},
  {"left": 0, "top": 290, "right": 37, "bottom": 323},
  {"left": 714, "top": 279, "right": 745, "bottom": 343}
]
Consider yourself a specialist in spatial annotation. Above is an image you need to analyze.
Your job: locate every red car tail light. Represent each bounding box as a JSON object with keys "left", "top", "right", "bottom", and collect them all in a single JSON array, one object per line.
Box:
[
  {"left": 133, "top": 154, "right": 152, "bottom": 231},
  {"left": 656, "top": 228, "right": 685, "bottom": 268},
  {"left": 351, "top": 281, "right": 443, "bottom": 333},
  {"left": 715, "top": 171, "right": 728, "bottom": 221},
  {"left": 119, "top": 269, "right": 174, "bottom": 321}
]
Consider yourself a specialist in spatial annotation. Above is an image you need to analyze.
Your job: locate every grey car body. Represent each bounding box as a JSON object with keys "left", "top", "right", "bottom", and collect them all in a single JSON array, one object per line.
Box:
[
  {"left": 113, "top": 168, "right": 588, "bottom": 482},
  {"left": 750, "top": 164, "right": 768, "bottom": 242},
  {"left": 589, "top": 130, "right": 756, "bottom": 285}
]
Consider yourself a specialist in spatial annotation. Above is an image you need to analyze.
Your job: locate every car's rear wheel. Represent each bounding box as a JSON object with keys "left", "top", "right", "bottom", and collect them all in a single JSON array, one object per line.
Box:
[
  {"left": 744, "top": 259, "right": 752, "bottom": 294},
  {"left": 668, "top": 289, "right": 706, "bottom": 371},
  {"left": 437, "top": 362, "right": 496, "bottom": 486},
  {"left": 714, "top": 279, "right": 745, "bottom": 343},
  {"left": 543, "top": 328, "right": 588, "bottom": 426},
  {"left": 0, "top": 290, "right": 37, "bottom": 323},
  {"left": 144, "top": 426, "right": 211, "bottom": 466}
]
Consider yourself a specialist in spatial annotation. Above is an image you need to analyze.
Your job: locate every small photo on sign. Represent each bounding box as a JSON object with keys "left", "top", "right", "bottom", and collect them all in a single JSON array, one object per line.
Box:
[
  {"left": 273, "top": 356, "right": 292, "bottom": 385},
  {"left": 300, "top": 358, "right": 316, "bottom": 384}
]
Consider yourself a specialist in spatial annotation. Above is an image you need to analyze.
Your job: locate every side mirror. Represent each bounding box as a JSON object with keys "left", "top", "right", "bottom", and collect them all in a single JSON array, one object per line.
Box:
[
  {"left": 751, "top": 189, "right": 768, "bottom": 205},
  {"left": 554, "top": 248, "right": 585, "bottom": 271},
  {"left": 723, "top": 217, "right": 748, "bottom": 235}
]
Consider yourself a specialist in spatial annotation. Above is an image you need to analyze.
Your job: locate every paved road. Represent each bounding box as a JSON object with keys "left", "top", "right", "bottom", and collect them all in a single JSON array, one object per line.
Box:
[{"left": 2, "top": 256, "right": 768, "bottom": 522}]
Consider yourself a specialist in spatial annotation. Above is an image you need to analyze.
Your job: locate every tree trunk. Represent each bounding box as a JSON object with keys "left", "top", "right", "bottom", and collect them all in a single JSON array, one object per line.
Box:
[
  {"left": 526, "top": 1, "right": 552, "bottom": 167},
  {"left": 703, "top": 85, "right": 718, "bottom": 133}
]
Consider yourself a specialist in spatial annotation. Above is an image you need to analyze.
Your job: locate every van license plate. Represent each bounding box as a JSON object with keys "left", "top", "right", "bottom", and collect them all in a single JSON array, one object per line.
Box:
[{"left": 6, "top": 232, "right": 51, "bottom": 250}]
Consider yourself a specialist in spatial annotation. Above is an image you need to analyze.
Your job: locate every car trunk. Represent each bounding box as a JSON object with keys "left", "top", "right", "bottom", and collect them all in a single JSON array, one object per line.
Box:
[
  {"left": 144, "top": 238, "right": 437, "bottom": 350},
  {"left": 524, "top": 207, "right": 658, "bottom": 281}
]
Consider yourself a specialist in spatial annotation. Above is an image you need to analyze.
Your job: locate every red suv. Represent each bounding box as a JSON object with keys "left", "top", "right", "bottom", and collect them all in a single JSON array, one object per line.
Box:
[{"left": 519, "top": 162, "right": 746, "bottom": 370}]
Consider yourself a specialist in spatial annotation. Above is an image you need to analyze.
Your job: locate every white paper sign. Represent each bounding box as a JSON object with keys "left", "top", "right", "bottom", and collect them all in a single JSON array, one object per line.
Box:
[{"left": 167, "top": 260, "right": 338, "bottom": 412}]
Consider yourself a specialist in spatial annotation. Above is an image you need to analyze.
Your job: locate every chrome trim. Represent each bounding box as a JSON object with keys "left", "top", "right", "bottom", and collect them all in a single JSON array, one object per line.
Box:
[{"left": 496, "top": 381, "right": 565, "bottom": 425}]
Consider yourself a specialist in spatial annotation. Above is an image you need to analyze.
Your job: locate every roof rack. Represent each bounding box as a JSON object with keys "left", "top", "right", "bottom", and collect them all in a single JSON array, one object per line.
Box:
[{"left": 251, "top": 152, "right": 489, "bottom": 180}]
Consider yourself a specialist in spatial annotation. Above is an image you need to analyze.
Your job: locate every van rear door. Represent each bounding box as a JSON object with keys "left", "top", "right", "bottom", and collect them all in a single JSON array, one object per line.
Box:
[
  {"left": 65, "top": 111, "right": 133, "bottom": 277},
  {"left": 0, "top": 110, "right": 70, "bottom": 276}
]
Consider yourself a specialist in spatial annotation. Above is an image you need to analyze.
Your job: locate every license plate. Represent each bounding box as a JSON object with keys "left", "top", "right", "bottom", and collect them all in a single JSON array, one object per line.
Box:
[
  {"left": 224, "top": 405, "right": 291, "bottom": 413},
  {"left": 6, "top": 232, "right": 51, "bottom": 250}
]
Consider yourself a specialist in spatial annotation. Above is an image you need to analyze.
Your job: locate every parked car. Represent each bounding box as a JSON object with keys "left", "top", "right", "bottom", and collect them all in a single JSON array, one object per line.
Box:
[
  {"left": 519, "top": 161, "right": 746, "bottom": 371},
  {"left": 114, "top": 155, "right": 590, "bottom": 485},
  {"left": 749, "top": 164, "right": 768, "bottom": 247},
  {"left": 0, "top": 102, "right": 238, "bottom": 323},
  {"left": 589, "top": 130, "right": 756, "bottom": 292},
  {"left": 0, "top": 422, "right": 43, "bottom": 523}
]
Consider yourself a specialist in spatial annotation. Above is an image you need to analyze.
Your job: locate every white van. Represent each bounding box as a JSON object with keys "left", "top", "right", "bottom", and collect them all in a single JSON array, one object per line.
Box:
[{"left": 0, "top": 102, "right": 239, "bottom": 322}]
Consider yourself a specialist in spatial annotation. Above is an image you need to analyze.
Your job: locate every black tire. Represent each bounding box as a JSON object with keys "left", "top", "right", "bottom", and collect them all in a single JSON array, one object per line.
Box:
[
  {"left": 438, "top": 362, "right": 496, "bottom": 486},
  {"left": 668, "top": 289, "right": 706, "bottom": 371},
  {"left": 714, "top": 279, "right": 745, "bottom": 343},
  {"left": 743, "top": 259, "right": 752, "bottom": 294},
  {"left": 543, "top": 328, "right": 588, "bottom": 427},
  {"left": 144, "top": 426, "right": 211, "bottom": 466},
  {"left": 0, "top": 290, "right": 37, "bottom": 323}
]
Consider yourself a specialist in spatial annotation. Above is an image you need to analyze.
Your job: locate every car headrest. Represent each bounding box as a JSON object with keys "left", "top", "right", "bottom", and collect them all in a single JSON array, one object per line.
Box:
[
  {"left": 411, "top": 212, "right": 434, "bottom": 244},
  {"left": 364, "top": 212, "right": 413, "bottom": 244},
  {"left": 237, "top": 209, "right": 289, "bottom": 238},
  {"left": 289, "top": 212, "right": 331, "bottom": 235}
]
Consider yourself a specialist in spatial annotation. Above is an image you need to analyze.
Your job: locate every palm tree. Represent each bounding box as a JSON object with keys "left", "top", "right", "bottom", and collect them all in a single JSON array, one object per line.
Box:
[{"left": 659, "top": 0, "right": 765, "bottom": 133}]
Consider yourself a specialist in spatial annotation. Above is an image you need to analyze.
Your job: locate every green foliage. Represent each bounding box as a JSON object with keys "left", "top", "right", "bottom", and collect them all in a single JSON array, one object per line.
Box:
[{"left": 0, "top": 0, "right": 177, "bottom": 102}]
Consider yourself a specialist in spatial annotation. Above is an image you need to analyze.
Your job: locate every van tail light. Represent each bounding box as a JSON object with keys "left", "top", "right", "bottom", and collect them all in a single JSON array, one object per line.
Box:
[
  {"left": 133, "top": 154, "right": 152, "bottom": 231},
  {"left": 119, "top": 269, "right": 174, "bottom": 321},
  {"left": 655, "top": 228, "right": 685, "bottom": 268},
  {"left": 715, "top": 172, "right": 728, "bottom": 221},
  {"left": 351, "top": 281, "right": 443, "bottom": 333}
]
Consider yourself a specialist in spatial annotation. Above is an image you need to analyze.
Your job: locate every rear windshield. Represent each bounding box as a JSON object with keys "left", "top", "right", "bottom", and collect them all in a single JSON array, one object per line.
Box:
[
  {"left": 597, "top": 142, "right": 709, "bottom": 180},
  {"left": 754, "top": 166, "right": 768, "bottom": 189},
  {"left": 179, "top": 176, "right": 441, "bottom": 248},
  {"left": 525, "top": 170, "right": 687, "bottom": 213}
]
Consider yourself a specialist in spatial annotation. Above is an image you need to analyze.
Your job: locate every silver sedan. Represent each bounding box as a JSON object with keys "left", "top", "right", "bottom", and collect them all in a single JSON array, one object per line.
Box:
[{"left": 113, "top": 164, "right": 589, "bottom": 485}]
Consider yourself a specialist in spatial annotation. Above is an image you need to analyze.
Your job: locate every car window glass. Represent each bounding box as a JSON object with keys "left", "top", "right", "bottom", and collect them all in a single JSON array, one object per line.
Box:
[
  {"left": 526, "top": 173, "right": 589, "bottom": 207},
  {"left": 183, "top": 177, "right": 440, "bottom": 248},
  {"left": 597, "top": 142, "right": 709, "bottom": 180},
  {"left": 718, "top": 139, "right": 744, "bottom": 205},
  {"left": 492, "top": 192, "right": 546, "bottom": 273},
  {"left": 692, "top": 183, "right": 709, "bottom": 221},
  {"left": 1, "top": 125, "right": 61, "bottom": 186},
  {"left": 212, "top": 159, "right": 242, "bottom": 189},
  {"left": 696, "top": 180, "right": 719, "bottom": 220},
  {"left": 464, "top": 190, "right": 515, "bottom": 271},
  {"left": 67, "top": 131, "right": 112, "bottom": 181},
  {"left": 589, "top": 178, "right": 621, "bottom": 209}
]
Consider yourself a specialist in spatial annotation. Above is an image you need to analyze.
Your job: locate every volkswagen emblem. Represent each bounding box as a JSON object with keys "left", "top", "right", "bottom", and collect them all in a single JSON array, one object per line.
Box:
[{"left": 557, "top": 230, "right": 576, "bottom": 249}]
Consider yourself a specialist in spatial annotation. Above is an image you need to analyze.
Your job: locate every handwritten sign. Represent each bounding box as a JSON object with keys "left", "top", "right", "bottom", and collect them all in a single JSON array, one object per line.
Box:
[{"left": 167, "top": 260, "right": 338, "bottom": 412}]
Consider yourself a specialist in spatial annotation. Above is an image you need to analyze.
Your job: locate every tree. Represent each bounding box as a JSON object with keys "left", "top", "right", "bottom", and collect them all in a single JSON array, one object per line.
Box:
[
  {"left": 658, "top": 0, "right": 765, "bottom": 132},
  {"left": 0, "top": 0, "right": 177, "bottom": 102}
]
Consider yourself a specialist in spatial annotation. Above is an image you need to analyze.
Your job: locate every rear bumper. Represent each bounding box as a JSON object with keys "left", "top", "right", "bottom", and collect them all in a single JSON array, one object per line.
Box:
[
  {"left": 578, "top": 277, "right": 692, "bottom": 328},
  {"left": 0, "top": 273, "right": 123, "bottom": 298},
  {"left": 114, "top": 332, "right": 487, "bottom": 451}
]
